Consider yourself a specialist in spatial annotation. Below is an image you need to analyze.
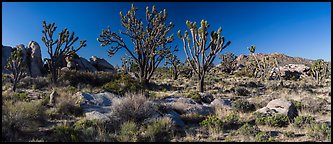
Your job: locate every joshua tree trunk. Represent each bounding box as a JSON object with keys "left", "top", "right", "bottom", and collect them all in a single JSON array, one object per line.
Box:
[
  {"left": 173, "top": 66, "right": 178, "bottom": 80},
  {"left": 199, "top": 76, "right": 205, "bottom": 93}
]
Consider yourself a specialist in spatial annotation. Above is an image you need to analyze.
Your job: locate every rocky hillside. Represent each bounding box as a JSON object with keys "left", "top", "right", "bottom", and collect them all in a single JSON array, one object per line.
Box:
[{"left": 234, "top": 53, "right": 315, "bottom": 67}]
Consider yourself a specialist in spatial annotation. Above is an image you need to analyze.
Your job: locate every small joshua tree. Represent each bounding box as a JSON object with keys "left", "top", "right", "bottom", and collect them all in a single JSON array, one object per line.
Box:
[
  {"left": 178, "top": 20, "right": 231, "bottom": 92},
  {"left": 41, "top": 21, "right": 87, "bottom": 84},
  {"left": 310, "top": 59, "right": 329, "bottom": 84},
  {"left": 5, "top": 47, "right": 27, "bottom": 92},
  {"left": 97, "top": 4, "right": 176, "bottom": 86},
  {"left": 165, "top": 49, "right": 181, "bottom": 80},
  {"left": 219, "top": 52, "right": 237, "bottom": 74}
]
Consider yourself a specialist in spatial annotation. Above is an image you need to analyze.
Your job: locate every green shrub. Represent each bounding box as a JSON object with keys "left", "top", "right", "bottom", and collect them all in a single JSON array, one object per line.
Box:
[
  {"left": 117, "top": 121, "right": 139, "bottom": 142},
  {"left": 73, "top": 119, "right": 113, "bottom": 142},
  {"left": 255, "top": 114, "right": 289, "bottom": 127},
  {"left": 308, "top": 122, "right": 331, "bottom": 141},
  {"left": 293, "top": 115, "right": 315, "bottom": 128},
  {"left": 238, "top": 123, "right": 260, "bottom": 136},
  {"left": 200, "top": 115, "right": 223, "bottom": 135},
  {"left": 143, "top": 117, "right": 174, "bottom": 142},
  {"left": 255, "top": 131, "right": 275, "bottom": 142},
  {"left": 103, "top": 74, "right": 143, "bottom": 95},
  {"left": 59, "top": 70, "right": 115, "bottom": 87},
  {"left": 232, "top": 99, "right": 255, "bottom": 112},
  {"left": 53, "top": 125, "right": 80, "bottom": 142},
  {"left": 283, "top": 131, "right": 296, "bottom": 138},
  {"left": 13, "top": 92, "right": 28, "bottom": 101},
  {"left": 223, "top": 112, "right": 240, "bottom": 127},
  {"left": 2, "top": 100, "right": 46, "bottom": 141},
  {"left": 187, "top": 91, "right": 201, "bottom": 103}
]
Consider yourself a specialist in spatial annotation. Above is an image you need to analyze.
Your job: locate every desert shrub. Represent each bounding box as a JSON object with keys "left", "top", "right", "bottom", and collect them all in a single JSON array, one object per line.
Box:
[
  {"left": 308, "top": 122, "right": 331, "bottom": 141},
  {"left": 293, "top": 115, "right": 315, "bottom": 128},
  {"left": 232, "top": 99, "right": 255, "bottom": 112},
  {"left": 73, "top": 118, "right": 114, "bottom": 142},
  {"left": 237, "top": 123, "right": 260, "bottom": 136},
  {"left": 235, "top": 86, "right": 251, "bottom": 96},
  {"left": 59, "top": 70, "right": 115, "bottom": 87},
  {"left": 53, "top": 124, "right": 80, "bottom": 142},
  {"left": 111, "top": 93, "right": 156, "bottom": 123},
  {"left": 180, "top": 113, "right": 206, "bottom": 124},
  {"left": 19, "top": 76, "right": 50, "bottom": 90},
  {"left": 255, "top": 114, "right": 289, "bottom": 127},
  {"left": 283, "top": 131, "right": 296, "bottom": 138},
  {"left": 103, "top": 74, "right": 143, "bottom": 95},
  {"left": 143, "top": 117, "right": 174, "bottom": 142},
  {"left": 255, "top": 131, "right": 275, "bottom": 142},
  {"left": 187, "top": 91, "right": 201, "bottom": 103},
  {"left": 117, "top": 121, "right": 139, "bottom": 142},
  {"left": 2, "top": 100, "right": 46, "bottom": 141},
  {"left": 235, "top": 68, "right": 254, "bottom": 78},
  {"left": 300, "top": 97, "right": 328, "bottom": 114},
  {"left": 54, "top": 93, "right": 83, "bottom": 117},
  {"left": 200, "top": 115, "right": 223, "bottom": 135},
  {"left": 223, "top": 112, "right": 241, "bottom": 129},
  {"left": 12, "top": 92, "right": 28, "bottom": 101}
]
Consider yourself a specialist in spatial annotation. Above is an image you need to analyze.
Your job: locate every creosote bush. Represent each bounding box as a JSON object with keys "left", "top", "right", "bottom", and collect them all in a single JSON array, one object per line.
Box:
[
  {"left": 232, "top": 99, "right": 255, "bottom": 112},
  {"left": 255, "top": 131, "right": 275, "bottom": 142},
  {"left": 103, "top": 74, "right": 143, "bottom": 95},
  {"left": 255, "top": 113, "right": 289, "bottom": 127},
  {"left": 143, "top": 117, "right": 174, "bottom": 142},
  {"left": 118, "top": 121, "right": 139, "bottom": 142},
  {"left": 53, "top": 124, "right": 80, "bottom": 142},
  {"left": 293, "top": 115, "right": 315, "bottom": 128},
  {"left": 59, "top": 70, "right": 115, "bottom": 87},
  {"left": 237, "top": 123, "right": 260, "bottom": 136},
  {"left": 200, "top": 115, "right": 223, "bottom": 135}
]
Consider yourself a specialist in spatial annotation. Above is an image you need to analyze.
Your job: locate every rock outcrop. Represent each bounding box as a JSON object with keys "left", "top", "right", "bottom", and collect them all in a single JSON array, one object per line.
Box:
[
  {"left": 90, "top": 56, "right": 116, "bottom": 73},
  {"left": 28, "top": 41, "right": 44, "bottom": 77},
  {"left": 66, "top": 57, "right": 97, "bottom": 72},
  {"left": 256, "top": 98, "right": 298, "bottom": 119}
]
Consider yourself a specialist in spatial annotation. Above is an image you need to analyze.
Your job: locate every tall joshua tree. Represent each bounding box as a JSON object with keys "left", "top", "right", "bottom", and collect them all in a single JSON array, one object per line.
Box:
[
  {"left": 178, "top": 20, "right": 231, "bottom": 92},
  {"left": 97, "top": 4, "right": 176, "bottom": 85},
  {"left": 41, "top": 21, "right": 87, "bottom": 84},
  {"left": 5, "top": 47, "right": 27, "bottom": 92}
]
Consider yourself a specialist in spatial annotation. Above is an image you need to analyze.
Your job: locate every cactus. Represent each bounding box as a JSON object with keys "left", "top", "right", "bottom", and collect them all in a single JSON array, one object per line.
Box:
[
  {"left": 97, "top": 4, "right": 176, "bottom": 85},
  {"left": 41, "top": 21, "right": 86, "bottom": 84},
  {"left": 178, "top": 20, "right": 231, "bottom": 92},
  {"left": 5, "top": 47, "right": 27, "bottom": 92}
]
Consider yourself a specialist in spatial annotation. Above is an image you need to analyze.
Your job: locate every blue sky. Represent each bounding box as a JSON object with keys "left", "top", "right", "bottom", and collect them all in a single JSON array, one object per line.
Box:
[{"left": 2, "top": 2, "right": 331, "bottom": 67}]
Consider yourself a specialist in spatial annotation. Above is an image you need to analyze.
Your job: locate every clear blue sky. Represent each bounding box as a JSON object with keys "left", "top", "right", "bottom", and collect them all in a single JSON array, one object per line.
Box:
[{"left": 2, "top": 2, "right": 331, "bottom": 67}]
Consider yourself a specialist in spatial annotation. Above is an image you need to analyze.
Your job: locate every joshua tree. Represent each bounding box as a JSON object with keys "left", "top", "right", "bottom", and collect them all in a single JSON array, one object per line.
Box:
[
  {"left": 165, "top": 51, "right": 181, "bottom": 80},
  {"left": 97, "top": 4, "right": 176, "bottom": 86},
  {"left": 41, "top": 21, "right": 87, "bottom": 84},
  {"left": 178, "top": 20, "right": 231, "bottom": 92},
  {"left": 310, "top": 59, "right": 329, "bottom": 84},
  {"left": 5, "top": 47, "right": 27, "bottom": 92},
  {"left": 219, "top": 52, "right": 237, "bottom": 74}
]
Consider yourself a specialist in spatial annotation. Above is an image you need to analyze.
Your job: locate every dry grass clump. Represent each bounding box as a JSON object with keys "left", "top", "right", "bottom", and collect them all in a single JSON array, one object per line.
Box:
[
  {"left": 2, "top": 99, "right": 46, "bottom": 141},
  {"left": 111, "top": 93, "right": 157, "bottom": 123}
]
